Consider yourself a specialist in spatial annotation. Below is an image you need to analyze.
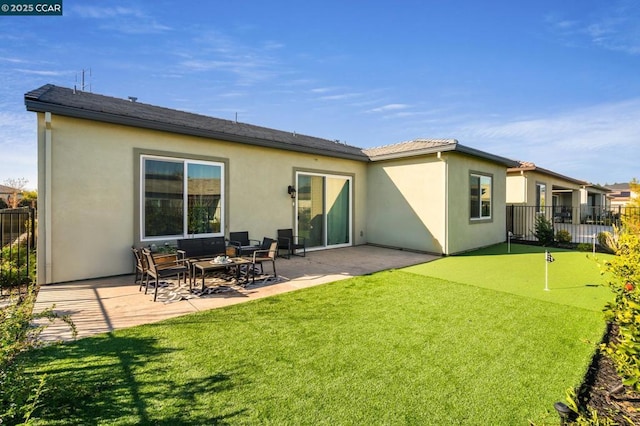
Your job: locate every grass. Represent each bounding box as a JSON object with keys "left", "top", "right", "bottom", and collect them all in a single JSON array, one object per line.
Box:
[
  {"left": 21, "top": 243, "right": 613, "bottom": 425},
  {"left": 404, "top": 243, "right": 613, "bottom": 312}
]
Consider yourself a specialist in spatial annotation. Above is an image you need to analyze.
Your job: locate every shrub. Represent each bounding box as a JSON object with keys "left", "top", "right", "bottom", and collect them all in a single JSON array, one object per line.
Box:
[
  {"left": 598, "top": 198, "right": 640, "bottom": 392},
  {"left": 576, "top": 243, "right": 592, "bottom": 252},
  {"left": 0, "top": 241, "right": 36, "bottom": 291},
  {"left": 597, "top": 231, "right": 614, "bottom": 253},
  {"left": 555, "top": 229, "right": 572, "bottom": 244},
  {"left": 533, "top": 214, "right": 555, "bottom": 246},
  {"left": 600, "top": 229, "right": 640, "bottom": 391},
  {"left": 0, "top": 284, "right": 76, "bottom": 424}
]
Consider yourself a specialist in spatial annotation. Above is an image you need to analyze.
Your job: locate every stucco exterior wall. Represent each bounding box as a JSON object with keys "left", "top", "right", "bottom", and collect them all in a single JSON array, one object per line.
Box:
[
  {"left": 365, "top": 152, "right": 507, "bottom": 255},
  {"left": 506, "top": 174, "right": 527, "bottom": 204},
  {"left": 445, "top": 153, "right": 507, "bottom": 254},
  {"left": 366, "top": 156, "right": 446, "bottom": 253},
  {"left": 37, "top": 113, "right": 367, "bottom": 284}
]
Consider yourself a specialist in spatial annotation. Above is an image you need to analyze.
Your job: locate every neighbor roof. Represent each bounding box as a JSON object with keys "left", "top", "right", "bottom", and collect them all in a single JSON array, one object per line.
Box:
[
  {"left": 507, "top": 161, "right": 588, "bottom": 187},
  {"left": 24, "top": 84, "right": 368, "bottom": 161},
  {"left": 0, "top": 184, "right": 18, "bottom": 195}
]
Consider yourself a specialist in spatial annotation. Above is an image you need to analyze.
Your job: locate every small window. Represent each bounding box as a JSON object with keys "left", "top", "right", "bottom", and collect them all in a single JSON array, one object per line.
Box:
[
  {"left": 141, "top": 155, "right": 224, "bottom": 240},
  {"left": 470, "top": 173, "right": 492, "bottom": 220},
  {"left": 536, "top": 183, "right": 546, "bottom": 213}
]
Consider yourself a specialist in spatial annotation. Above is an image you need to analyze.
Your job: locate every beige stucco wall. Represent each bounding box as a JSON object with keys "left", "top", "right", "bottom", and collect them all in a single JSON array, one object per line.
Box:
[
  {"left": 506, "top": 174, "right": 527, "bottom": 204},
  {"left": 366, "top": 156, "right": 446, "bottom": 253},
  {"left": 366, "top": 152, "right": 507, "bottom": 255},
  {"left": 445, "top": 153, "right": 507, "bottom": 254},
  {"left": 37, "top": 113, "right": 367, "bottom": 284}
]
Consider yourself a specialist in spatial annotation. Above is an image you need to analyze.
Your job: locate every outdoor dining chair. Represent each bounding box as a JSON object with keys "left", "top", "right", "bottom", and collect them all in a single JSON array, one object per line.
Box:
[
  {"left": 244, "top": 238, "right": 278, "bottom": 284},
  {"left": 277, "top": 228, "right": 306, "bottom": 258},
  {"left": 142, "top": 248, "right": 189, "bottom": 302},
  {"left": 229, "top": 231, "right": 261, "bottom": 256}
]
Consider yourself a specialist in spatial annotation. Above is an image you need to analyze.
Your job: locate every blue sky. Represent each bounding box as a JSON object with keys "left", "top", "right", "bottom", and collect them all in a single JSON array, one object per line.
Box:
[{"left": 1, "top": 0, "right": 639, "bottom": 190}]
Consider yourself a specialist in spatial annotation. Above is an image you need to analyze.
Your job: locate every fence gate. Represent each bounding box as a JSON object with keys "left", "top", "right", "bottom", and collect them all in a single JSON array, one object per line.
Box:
[{"left": 0, "top": 207, "right": 36, "bottom": 293}]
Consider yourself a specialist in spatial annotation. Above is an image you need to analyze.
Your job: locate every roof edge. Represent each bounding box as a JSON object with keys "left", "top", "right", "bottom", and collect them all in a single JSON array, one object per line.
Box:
[{"left": 25, "top": 96, "right": 369, "bottom": 162}]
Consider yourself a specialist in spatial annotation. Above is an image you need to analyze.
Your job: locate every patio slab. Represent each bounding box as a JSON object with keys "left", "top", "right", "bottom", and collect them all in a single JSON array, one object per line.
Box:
[{"left": 35, "top": 245, "right": 439, "bottom": 341}]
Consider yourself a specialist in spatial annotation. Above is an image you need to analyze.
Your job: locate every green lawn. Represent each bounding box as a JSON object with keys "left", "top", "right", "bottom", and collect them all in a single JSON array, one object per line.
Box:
[
  {"left": 22, "top": 244, "right": 613, "bottom": 425},
  {"left": 404, "top": 243, "right": 613, "bottom": 312}
]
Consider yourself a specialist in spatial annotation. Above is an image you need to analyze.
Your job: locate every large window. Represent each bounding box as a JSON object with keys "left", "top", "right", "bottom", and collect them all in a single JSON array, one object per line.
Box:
[
  {"left": 470, "top": 173, "right": 492, "bottom": 220},
  {"left": 141, "top": 156, "right": 224, "bottom": 240}
]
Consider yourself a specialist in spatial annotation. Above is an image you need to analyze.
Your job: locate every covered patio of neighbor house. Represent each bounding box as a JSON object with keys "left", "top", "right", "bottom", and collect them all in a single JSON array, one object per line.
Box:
[{"left": 34, "top": 245, "right": 439, "bottom": 342}]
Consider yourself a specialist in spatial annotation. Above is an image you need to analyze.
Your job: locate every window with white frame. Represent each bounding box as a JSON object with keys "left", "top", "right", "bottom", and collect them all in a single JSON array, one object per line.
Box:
[
  {"left": 141, "top": 155, "right": 224, "bottom": 240},
  {"left": 470, "top": 173, "right": 492, "bottom": 220}
]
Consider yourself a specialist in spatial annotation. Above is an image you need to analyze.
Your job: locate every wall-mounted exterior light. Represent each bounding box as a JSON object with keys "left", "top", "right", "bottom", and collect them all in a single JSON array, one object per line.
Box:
[{"left": 287, "top": 185, "right": 296, "bottom": 199}]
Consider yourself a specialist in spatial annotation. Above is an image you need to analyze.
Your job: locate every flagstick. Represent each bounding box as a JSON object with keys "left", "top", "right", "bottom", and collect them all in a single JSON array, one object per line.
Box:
[{"left": 544, "top": 250, "right": 550, "bottom": 291}]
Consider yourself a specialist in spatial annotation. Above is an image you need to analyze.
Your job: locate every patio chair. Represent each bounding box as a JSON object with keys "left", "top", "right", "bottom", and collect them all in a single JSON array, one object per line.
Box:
[
  {"left": 132, "top": 247, "right": 146, "bottom": 287},
  {"left": 142, "top": 248, "right": 189, "bottom": 302},
  {"left": 229, "top": 231, "right": 261, "bottom": 256},
  {"left": 244, "top": 238, "right": 278, "bottom": 284},
  {"left": 277, "top": 228, "right": 306, "bottom": 259}
]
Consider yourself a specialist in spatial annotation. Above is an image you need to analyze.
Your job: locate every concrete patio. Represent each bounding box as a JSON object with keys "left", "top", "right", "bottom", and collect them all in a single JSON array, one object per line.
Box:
[{"left": 35, "top": 245, "right": 439, "bottom": 341}]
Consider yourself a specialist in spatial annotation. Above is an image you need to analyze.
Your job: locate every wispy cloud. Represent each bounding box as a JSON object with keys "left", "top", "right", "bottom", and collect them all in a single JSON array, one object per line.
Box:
[
  {"left": 71, "top": 5, "right": 172, "bottom": 34},
  {"left": 546, "top": 1, "right": 640, "bottom": 55},
  {"left": 318, "top": 93, "right": 361, "bottom": 101},
  {"left": 453, "top": 98, "right": 640, "bottom": 181},
  {"left": 366, "top": 103, "right": 410, "bottom": 113},
  {"left": 14, "top": 68, "right": 69, "bottom": 77}
]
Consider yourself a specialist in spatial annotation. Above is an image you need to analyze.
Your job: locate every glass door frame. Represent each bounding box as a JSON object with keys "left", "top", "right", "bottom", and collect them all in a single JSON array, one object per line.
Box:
[{"left": 295, "top": 171, "right": 353, "bottom": 251}]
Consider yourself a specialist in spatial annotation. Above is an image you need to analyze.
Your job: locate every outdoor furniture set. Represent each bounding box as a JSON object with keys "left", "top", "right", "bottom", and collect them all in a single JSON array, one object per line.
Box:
[{"left": 132, "top": 229, "right": 305, "bottom": 301}]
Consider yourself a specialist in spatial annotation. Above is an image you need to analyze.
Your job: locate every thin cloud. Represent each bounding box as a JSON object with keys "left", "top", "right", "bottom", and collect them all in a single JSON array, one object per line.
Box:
[
  {"left": 546, "top": 2, "right": 640, "bottom": 55},
  {"left": 319, "top": 93, "right": 361, "bottom": 101},
  {"left": 15, "top": 68, "right": 69, "bottom": 77},
  {"left": 451, "top": 99, "right": 640, "bottom": 181},
  {"left": 72, "top": 6, "right": 145, "bottom": 19},
  {"left": 366, "top": 103, "right": 410, "bottom": 114},
  {"left": 71, "top": 5, "right": 172, "bottom": 34}
]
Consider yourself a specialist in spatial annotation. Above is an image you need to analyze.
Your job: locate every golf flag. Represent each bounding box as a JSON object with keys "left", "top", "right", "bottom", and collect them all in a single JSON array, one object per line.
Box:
[{"left": 544, "top": 251, "right": 554, "bottom": 291}]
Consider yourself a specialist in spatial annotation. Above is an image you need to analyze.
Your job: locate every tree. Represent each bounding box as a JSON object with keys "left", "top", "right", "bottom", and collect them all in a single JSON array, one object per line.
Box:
[
  {"left": 18, "top": 190, "right": 37, "bottom": 208},
  {"left": 3, "top": 178, "right": 28, "bottom": 209}
]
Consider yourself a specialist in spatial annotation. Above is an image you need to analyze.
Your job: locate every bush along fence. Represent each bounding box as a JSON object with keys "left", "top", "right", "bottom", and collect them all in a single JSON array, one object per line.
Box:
[
  {"left": 0, "top": 207, "right": 36, "bottom": 294},
  {"left": 507, "top": 205, "right": 640, "bottom": 246}
]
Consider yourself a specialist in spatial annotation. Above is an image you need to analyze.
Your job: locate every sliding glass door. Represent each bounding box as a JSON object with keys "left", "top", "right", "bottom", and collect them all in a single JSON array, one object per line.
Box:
[{"left": 296, "top": 172, "right": 351, "bottom": 249}]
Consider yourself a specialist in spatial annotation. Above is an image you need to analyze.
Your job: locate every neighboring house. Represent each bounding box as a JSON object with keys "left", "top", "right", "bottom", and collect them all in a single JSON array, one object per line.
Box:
[
  {"left": 580, "top": 183, "right": 611, "bottom": 222},
  {"left": 506, "top": 161, "right": 610, "bottom": 223},
  {"left": 25, "top": 84, "right": 514, "bottom": 284},
  {"left": 0, "top": 184, "right": 22, "bottom": 208},
  {"left": 607, "top": 182, "right": 637, "bottom": 209}
]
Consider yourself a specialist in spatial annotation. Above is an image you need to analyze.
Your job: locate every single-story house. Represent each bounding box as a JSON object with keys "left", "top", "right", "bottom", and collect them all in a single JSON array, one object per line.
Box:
[
  {"left": 506, "top": 161, "right": 610, "bottom": 222},
  {"left": 25, "top": 84, "right": 515, "bottom": 285}
]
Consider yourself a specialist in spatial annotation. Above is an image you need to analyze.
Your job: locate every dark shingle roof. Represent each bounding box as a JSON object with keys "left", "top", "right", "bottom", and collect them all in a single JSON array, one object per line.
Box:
[
  {"left": 24, "top": 84, "right": 368, "bottom": 161},
  {"left": 24, "top": 84, "right": 517, "bottom": 167}
]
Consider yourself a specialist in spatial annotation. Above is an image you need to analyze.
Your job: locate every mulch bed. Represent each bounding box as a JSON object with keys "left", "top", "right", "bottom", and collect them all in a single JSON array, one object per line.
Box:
[{"left": 576, "top": 324, "right": 640, "bottom": 424}]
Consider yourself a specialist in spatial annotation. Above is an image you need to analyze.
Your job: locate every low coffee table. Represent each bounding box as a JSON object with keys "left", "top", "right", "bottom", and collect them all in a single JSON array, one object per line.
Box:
[{"left": 190, "top": 258, "right": 252, "bottom": 292}]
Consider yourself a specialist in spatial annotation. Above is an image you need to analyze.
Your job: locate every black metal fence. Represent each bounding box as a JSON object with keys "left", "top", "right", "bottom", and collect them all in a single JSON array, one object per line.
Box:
[
  {"left": 507, "top": 205, "right": 640, "bottom": 245},
  {"left": 0, "top": 207, "right": 36, "bottom": 293}
]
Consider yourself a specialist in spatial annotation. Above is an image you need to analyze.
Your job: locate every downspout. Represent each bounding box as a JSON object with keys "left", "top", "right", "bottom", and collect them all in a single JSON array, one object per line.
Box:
[
  {"left": 44, "top": 112, "right": 52, "bottom": 284},
  {"left": 438, "top": 151, "right": 449, "bottom": 255}
]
